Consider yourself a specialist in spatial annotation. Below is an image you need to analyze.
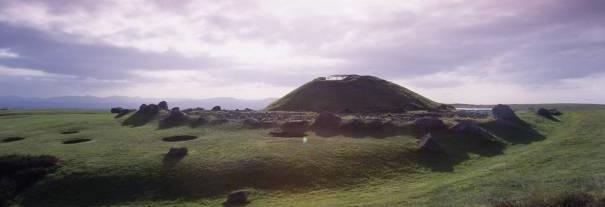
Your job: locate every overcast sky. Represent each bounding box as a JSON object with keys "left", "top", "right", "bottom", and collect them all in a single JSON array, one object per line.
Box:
[{"left": 0, "top": 0, "right": 604, "bottom": 104}]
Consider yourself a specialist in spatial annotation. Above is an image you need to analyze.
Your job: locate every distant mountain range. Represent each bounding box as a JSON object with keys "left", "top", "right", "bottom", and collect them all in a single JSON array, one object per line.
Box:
[{"left": 0, "top": 96, "right": 277, "bottom": 110}]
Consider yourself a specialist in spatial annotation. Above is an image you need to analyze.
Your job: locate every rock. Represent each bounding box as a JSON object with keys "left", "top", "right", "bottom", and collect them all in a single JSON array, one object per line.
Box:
[
  {"left": 226, "top": 190, "right": 250, "bottom": 204},
  {"left": 549, "top": 108, "right": 563, "bottom": 116},
  {"left": 243, "top": 118, "right": 261, "bottom": 128},
  {"left": 110, "top": 107, "right": 123, "bottom": 113},
  {"left": 116, "top": 108, "right": 132, "bottom": 117},
  {"left": 136, "top": 104, "right": 160, "bottom": 115},
  {"left": 168, "top": 108, "right": 185, "bottom": 118},
  {"left": 158, "top": 101, "right": 169, "bottom": 110},
  {"left": 311, "top": 112, "right": 341, "bottom": 130},
  {"left": 413, "top": 117, "right": 446, "bottom": 130},
  {"left": 160, "top": 107, "right": 188, "bottom": 127},
  {"left": 537, "top": 108, "right": 554, "bottom": 118},
  {"left": 166, "top": 147, "right": 188, "bottom": 158},
  {"left": 211, "top": 106, "right": 222, "bottom": 111},
  {"left": 417, "top": 133, "right": 443, "bottom": 152},
  {"left": 192, "top": 116, "right": 208, "bottom": 126},
  {"left": 491, "top": 104, "right": 520, "bottom": 122},
  {"left": 270, "top": 120, "right": 308, "bottom": 137},
  {"left": 450, "top": 120, "right": 494, "bottom": 140},
  {"left": 139, "top": 104, "right": 147, "bottom": 111}
]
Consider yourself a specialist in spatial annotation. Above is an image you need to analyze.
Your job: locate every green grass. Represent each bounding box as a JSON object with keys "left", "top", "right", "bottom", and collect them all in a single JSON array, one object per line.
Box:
[{"left": 1, "top": 108, "right": 604, "bottom": 206}]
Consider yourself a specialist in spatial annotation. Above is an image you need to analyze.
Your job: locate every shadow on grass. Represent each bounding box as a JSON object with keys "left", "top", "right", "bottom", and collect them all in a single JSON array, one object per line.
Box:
[
  {"left": 157, "top": 119, "right": 190, "bottom": 129},
  {"left": 316, "top": 122, "right": 414, "bottom": 139},
  {"left": 162, "top": 154, "right": 185, "bottom": 170},
  {"left": 480, "top": 120, "right": 545, "bottom": 144}
]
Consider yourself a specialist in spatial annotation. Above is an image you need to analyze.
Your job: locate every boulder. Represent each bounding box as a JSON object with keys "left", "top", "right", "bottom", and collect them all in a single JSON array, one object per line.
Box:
[
  {"left": 138, "top": 104, "right": 160, "bottom": 114},
  {"left": 116, "top": 109, "right": 132, "bottom": 117},
  {"left": 537, "top": 108, "right": 554, "bottom": 119},
  {"left": 417, "top": 133, "right": 443, "bottom": 152},
  {"left": 110, "top": 107, "right": 123, "bottom": 113},
  {"left": 192, "top": 116, "right": 208, "bottom": 126},
  {"left": 170, "top": 108, "right": 185, "bottom": 117},
  {"left": 139, "top": 104, "right": 147, "bottom": 111},
  {"left": 450, "top": 120, "right": 494, "bottom": 140},
  {"left": 311, "top": 112, "right": 341, "bottom": 130},
  {"left": 211, "top": 106, "right": 222, "bottom": 111},
  {"left": 413, "top": 117, "right": 447, "bottom": 130},
  {"left": 226, "top": 190, "right": 250, "bottom": 204},
  {"left": 549, "top": 108, "right": 563, "bottom": 116},
  {"left": 166, "top": 147, "right": 188, "bottom": 158},
  {"left": 160, "top": 108, "right": 188, "bottom": 127},
  {"left": 491, "top": 104, "right": 520, "bottom": 122},
  {"left": 158, "top": 101, "right": 169, "bottom": 110}
]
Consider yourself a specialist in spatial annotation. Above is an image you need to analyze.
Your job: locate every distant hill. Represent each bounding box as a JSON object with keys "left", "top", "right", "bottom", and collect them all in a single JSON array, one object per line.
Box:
[
  {"left": 0, "top": 96, "right": 276, "bottom": 110},
  {"left": 266, "top": 75, "right": 445, "bottom": 112},
  {"left": 452, "top": 103, "right": 605, "bottom": 111}
]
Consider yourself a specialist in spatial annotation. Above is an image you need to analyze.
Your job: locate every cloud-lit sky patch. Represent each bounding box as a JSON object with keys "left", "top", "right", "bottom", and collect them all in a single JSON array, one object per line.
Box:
[{"left": 0, "top": 0, "right": 604, "bottom": 103}]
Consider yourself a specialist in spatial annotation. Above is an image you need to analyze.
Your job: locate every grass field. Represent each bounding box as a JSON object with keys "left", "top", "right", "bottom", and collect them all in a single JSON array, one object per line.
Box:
[{"left": 1, "top": 106, "right": 605, "bottom": 206}]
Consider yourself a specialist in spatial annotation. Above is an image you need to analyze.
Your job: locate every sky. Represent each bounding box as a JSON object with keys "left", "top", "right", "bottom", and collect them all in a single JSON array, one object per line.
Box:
[{"left": 0, "top": 0, "right": 604, "bottom": 104}]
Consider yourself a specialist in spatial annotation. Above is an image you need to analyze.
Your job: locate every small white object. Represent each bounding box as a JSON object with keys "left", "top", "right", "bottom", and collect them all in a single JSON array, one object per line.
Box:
[{"left": 303, "top": 137, "right": 308, "bottom": 144}]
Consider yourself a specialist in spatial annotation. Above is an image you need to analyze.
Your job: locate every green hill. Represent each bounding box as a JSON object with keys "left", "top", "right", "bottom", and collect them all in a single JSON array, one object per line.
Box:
[
  {"left": 266, "top": 75, "right": 445, "bottom": 112},
  {"left": 1, "top": 106, "right": 605, "bottom": 206}
]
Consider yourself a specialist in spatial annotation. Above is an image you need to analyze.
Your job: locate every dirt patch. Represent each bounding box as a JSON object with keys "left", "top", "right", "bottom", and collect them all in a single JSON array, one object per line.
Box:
[
  {"left": 1, "top": 137, "right": 25, "bottom": 143},
  {"left": 60, "top": 130, "right": 79, "bottom": 135},
  {"left": 62, "top": 138, "right": 92, "bottom": 144},
  {"left": 162, "top": 135, "right": 198, "bottom": 142}
]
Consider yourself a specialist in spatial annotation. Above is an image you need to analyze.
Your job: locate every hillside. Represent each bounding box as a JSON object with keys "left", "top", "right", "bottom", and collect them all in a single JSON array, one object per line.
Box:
[
  {"left": 1, "top": 105, "right": 604, "bottom": 206},
  {"left": 266, "top": 75, "right": 445, "bottom": 112}
]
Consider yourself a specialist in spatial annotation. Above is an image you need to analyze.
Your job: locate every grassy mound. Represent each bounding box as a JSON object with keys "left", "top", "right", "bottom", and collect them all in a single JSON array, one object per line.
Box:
[{"left": 266, "top": 75, "right": 444, "bottom": 112}]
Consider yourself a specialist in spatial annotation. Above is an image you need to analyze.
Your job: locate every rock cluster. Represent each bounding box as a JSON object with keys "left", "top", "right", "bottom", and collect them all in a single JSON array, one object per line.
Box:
[
  {"left": 139, "top": 104, "right": 160, "bottom": 115},
  {"left": 158, "top": 101, "right": 169, "bottom": 111},
  {"left": 161, "top": 107, "right": 189, "bottom": 126}
]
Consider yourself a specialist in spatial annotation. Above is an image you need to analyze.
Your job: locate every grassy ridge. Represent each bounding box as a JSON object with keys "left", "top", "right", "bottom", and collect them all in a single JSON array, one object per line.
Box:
[{"left": 1, "top": 108, "right": 604, "bottom": 206}]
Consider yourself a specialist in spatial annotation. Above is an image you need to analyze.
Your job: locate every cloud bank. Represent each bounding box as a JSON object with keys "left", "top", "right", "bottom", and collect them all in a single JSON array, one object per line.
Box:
[{"left": 0, "top": 0, "right": 604, "bottom": 104}]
